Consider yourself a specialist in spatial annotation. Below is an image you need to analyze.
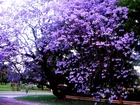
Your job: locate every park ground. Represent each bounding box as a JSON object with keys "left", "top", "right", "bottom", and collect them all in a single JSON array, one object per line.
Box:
[
  {"left": 0, "top": 83, "right": 51, "bottom": 105},
  {"left": 0, "top": 83, "right": 116, "bottom": 105},
  {"left": 1, "top": 84, "right": 140, "bottom": 105}
]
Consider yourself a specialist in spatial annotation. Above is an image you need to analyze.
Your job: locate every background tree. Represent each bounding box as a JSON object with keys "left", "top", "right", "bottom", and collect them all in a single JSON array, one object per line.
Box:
[
  {"left": 118, "top": 0, "right": 140, "bottom": 51},
  {"left": 0, "top": 64, "right": 9, "bottom": 85},
  {"left": 0, "top": 0, "right": 67, "bottom": 99},
  {"left": 118, "top": 0, "right": 140, "bottom": 84}
]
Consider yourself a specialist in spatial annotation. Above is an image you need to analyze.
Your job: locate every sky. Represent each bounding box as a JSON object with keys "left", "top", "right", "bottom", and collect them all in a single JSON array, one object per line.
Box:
[{"left": 0, "top": 0, "right": 25, "bottom": 14}]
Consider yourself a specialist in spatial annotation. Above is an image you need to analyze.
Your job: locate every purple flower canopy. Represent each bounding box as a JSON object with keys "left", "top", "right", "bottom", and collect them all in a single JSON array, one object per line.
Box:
[{"left": 41, "top": 0, "right": 138, "bottom": 101}]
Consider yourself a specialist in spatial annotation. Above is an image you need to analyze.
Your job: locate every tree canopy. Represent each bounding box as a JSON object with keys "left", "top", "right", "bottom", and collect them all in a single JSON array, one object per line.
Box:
[{"left": 42, "top": 0, "right": 138, "bottom": 101}]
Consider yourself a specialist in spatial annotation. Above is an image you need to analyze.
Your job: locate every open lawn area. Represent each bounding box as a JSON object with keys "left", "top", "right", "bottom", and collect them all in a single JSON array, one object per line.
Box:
[
  {"left": 0, "top": 84, "right": 51, "bottom": 92},
  {"left": 15, "top": 95, "right": 117, "bottom": 105},
  {"left": 0, "top": 84, "right": 12, "bottom": 91}
]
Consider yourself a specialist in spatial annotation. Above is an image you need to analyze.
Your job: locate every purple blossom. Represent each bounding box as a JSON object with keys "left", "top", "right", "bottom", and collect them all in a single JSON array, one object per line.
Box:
[
  {"left": 108, "top": 97, "right": 113, "bottom": 103},
  {"left": 105, "top": 89, "right": 110, "bottom": 93},
  {"left": 104, "top": 63, "right": 107, "bottom": 68}
]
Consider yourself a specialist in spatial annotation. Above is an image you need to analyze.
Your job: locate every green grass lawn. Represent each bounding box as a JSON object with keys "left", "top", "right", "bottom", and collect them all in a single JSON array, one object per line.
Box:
[
  {"left": 0, "top": 83, "right": 51, "bottom": 92},
  {"left": 26, "top": 85, "right": 51, "bottom": 92},
  {"left": 0, "top": 84, "right": 12, "bottom": 91},
  {"left": 15, "top": 95, "right": 117, "bottom": 105}
]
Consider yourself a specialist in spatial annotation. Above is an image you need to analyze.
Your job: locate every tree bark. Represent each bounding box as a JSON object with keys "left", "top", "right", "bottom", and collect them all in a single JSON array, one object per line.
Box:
[
  {"left": 52, "top": 87, "right": 66, "bottom": 100},
  {"left": 119, "top": 95, "right": 123, "bottom": 105},
  {"left": 41, "top": 84, "right": 44, "bottom": 90}
]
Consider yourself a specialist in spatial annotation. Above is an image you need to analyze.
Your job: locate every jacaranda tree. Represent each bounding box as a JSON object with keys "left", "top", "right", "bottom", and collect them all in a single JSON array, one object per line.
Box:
[
  {"left": 0, "top": 0, "right": 68, "bottom": 99},
  {"left": 0, "top": 0, "right": 139, "bottom": 103},
  {"left": 41, "top": 0, "right": 139, "bottom": 103}
]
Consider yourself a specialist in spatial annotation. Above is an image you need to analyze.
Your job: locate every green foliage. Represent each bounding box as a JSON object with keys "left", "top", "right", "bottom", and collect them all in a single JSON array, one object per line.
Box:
[{"left": 118, "top": 0, "right": 140, "bottom": 39}]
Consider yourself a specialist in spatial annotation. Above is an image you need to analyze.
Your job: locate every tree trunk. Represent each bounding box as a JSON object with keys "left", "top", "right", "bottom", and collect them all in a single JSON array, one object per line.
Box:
[
  {"left": 119, "top": 95, "right": 123, "bottom": 105},
  {"left": 52, "top": 87, "right": 66, "bottom": 100},
  {"left": 41, "top": 84, "right": 44, "bottom": 90}
]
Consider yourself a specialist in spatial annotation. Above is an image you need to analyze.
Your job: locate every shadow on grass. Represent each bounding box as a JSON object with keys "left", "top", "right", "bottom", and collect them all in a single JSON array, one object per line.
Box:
[{"left": 15, "top": 95, "right": 117, "bottom": 105}]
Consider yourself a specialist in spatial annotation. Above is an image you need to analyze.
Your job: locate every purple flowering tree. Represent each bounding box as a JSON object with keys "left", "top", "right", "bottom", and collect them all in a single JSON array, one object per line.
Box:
[
  {"left": 41, "top": 0, "right": 139, "bottom": 102},
  {"left": 0, "top": 0, "right": 139, "bottom": 102},
  {"left": 0, "top": 0, "right": 43, "bottom": 82},
  {"left": 0, "top": 0, "right": 68, "bottom": 99}
]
